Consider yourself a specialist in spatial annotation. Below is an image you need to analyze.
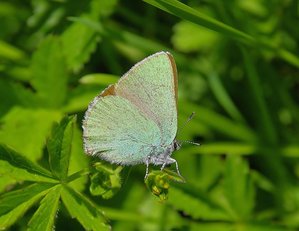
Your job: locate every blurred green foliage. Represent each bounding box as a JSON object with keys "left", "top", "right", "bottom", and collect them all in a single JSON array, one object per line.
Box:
[{"left": 0, "top": 0, "right": 299, "bottom": 230}]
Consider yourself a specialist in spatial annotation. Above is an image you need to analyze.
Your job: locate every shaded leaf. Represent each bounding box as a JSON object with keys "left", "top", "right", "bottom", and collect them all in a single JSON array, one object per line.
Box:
[
  {"left": 180, "top": 101, "right": 257, "bottom": 142},
  {"left": 168, "top": 186, "right": 230, "bottom": 220},
  {"left": 144, "top": 0, "right": 255, "bottom": 44},
  {"left": 61, "top": 186, "right": 110, "bottom": 231},
  {"left": 224, "top": 156, "right": 255, "bottom": 220}
]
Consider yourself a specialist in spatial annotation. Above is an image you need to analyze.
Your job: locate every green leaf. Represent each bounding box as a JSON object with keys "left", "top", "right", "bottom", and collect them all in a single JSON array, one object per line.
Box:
[
  {"left": 190, "top": 222, "right": 232, "bottom": 231},
  {"left": 172, "top": 20, "right": 220, "bottom": 52},
  {"left": 241, "top": 48, "right": 277, "bottom": 144},
  {"left": 61, "top": 186, "right": 110, "bottom": 231},
  {"left": 0, "top": 40, "right": 26, "bottom": 61},
  {"left": 0, "top": 183, "right": 55, "bottom": 230},
  {"left": 64, "top": 84, "right": 100, "bottom": 113},
  {"left": 48, "top": 116, "right": 76, "bottom": 180},
  {"left": 67, "top": 125, "right": 89, "bottom": 192},
  {"left": 90, "top": 162, "right": 122, "bottom": 199},
  {"left": 0, "top": 144, "right": 53, "bottom": 179},
  {"left": 190, "top": 142, "right": 257, "bottom": 155},
  {"left": 144, "top": 0, "right": 255, "bottom": 45},
  {"left": 31, "top": 36, "right": 68, "bottom": 108},
  {"left": 28, "top": 185, "right": 61, "bottom": 231},
  {"left": 0, "top": 107, "right": 62, "bottom": 161},
  {"left": 61, "top": 18, "right": 101, "bottom": 72},
  {"left": 79, "top": 73, "right": 119, "bottom": 86},
  {"left": 144, "top": 0, "right": 299, "bottom": 68},
  {"left": 0, "top": 160, "right": 57, "bottom": 183},
  {"left": 207, "top": 68, "right": 246, "bottom": 124},
  {"left": 223, "top": 156, "right": 255, "bottom": 220},
  {"left": 168, "top": 186, "right": 230, "bottom": 220}
]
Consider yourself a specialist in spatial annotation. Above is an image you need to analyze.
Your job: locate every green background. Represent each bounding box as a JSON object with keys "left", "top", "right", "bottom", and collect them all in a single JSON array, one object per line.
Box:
[{"left": 0, "top": 0, "right": 299, "bottom": 230}]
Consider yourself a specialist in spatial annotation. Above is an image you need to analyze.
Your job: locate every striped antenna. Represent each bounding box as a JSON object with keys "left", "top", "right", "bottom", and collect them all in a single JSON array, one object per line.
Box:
[
  {"left": 177, "top": 112, "right": 200, "bottom": 146},
  {"left": 177, "top": 112, "right": 195, "bottom": 134}
]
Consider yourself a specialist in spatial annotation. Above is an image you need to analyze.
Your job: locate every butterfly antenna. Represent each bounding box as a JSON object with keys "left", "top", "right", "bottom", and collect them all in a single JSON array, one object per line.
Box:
[
  {"left": 177, "top": 112, "right": 195, "bottom": 134},
  {"left": 180, "top": 140, "right": 200, "bottom": 146},
  {"left": 177, "top": 112, "right": 200, "bottom": 146}
]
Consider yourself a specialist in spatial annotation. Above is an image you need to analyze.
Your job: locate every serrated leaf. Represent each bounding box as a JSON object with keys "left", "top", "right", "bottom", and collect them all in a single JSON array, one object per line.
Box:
[
  {"left": 0, "top": 107, "right": 62, "bottom": 161},
  {"left": 0, "top": 144, "right": 53, "bottom": 179},
  {"left": 60, "top": 0, "right": 117, "bottom": 72},
  {"left": 0, "top": 160, "right": 57, "bottom": 183},
  {"left": 224, "top": 156, "right": 255, "bottom": 220},
  {"left": 67, "top": 125, "right": 89, "bottom": 192},
  {"left": 31, "top": 36, "right": 68, "bottom": 108},
  {"left": 61, "top": 19, "right": 101, "bottom": 72},
  {"left": 168, "top": 186, "right": 230, "bottom": 220},
  {"left": 28, "top": 185, "right": 61, "bottom": 231},
  {"left": 61, "top": 186, "right": 110, "bottom": 231},
  {"left": 48, "top": 116, "right": 75, "bottom": 180},
  {"left": 0, "top": 183, "right": 55, "bottom": 230}
]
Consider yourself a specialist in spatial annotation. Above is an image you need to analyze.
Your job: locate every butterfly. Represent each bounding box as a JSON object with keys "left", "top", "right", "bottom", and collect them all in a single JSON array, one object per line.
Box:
[{"left": 83, "top": 51, "right": 186, "bottom": 178}]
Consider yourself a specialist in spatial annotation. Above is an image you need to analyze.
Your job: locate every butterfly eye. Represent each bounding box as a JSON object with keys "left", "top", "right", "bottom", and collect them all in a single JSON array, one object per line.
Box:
[{"left": 173, "top": 140, "right": 181, "bottom": 150}]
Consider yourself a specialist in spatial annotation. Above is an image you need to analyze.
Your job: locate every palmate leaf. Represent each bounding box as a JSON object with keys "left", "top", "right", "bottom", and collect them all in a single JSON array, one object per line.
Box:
[
  {"left": 0, "top": 183, "right": 55, "bottom": 230},
  {"left": 67, "top": 124, "right": 89, "bottom": 192},
  {"left": 48, "top": 115, "right": 76, "bottom": 180},
  {"left": 61, "top": 186, "right": 110, "bottom": 231},
  {"left": 28, "top": 185, "right": 61, "bottom": 231},
  {"left": 0, "top": 144, "right": 53, "bottom": 179}
]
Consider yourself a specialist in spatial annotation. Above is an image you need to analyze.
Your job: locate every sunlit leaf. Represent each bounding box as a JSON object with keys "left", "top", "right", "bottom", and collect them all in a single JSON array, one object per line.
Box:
[
  {"left": 48, "top": 116, "right": 76, "bottom": 180},
  {"left": 0, "top": 183, "right": 55, "bottom": 230},
  {"left": 27, "top": 185, "right": 61, "bottom": 231}
]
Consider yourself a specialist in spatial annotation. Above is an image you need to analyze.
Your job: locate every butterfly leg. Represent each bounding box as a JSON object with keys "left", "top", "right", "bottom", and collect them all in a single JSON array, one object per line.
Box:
[
  {"left": 160, "top": 162, "right": 167, "bottom": 171},
  {"left": 144, "top": 155, "right": 151, "bottom": 179},
  {"left": 173, "top": 158, "right": 182, "bottom": 177},
  {"left": 161, "top": 157, "right": 183, "bottom": 178},
  {"left": 167, "top": 157, "right": 182, "bottom": 177}
]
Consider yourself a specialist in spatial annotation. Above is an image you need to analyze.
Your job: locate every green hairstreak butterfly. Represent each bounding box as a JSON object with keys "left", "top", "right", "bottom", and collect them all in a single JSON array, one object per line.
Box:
[{"left": 83, "top": 51, "right": 184, "bottom": 178}]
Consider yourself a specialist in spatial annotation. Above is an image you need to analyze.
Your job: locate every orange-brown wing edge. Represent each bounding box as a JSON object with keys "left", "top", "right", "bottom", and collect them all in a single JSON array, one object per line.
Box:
[{"left": 166, "top": 52, "right": 178, "bottom": 109}]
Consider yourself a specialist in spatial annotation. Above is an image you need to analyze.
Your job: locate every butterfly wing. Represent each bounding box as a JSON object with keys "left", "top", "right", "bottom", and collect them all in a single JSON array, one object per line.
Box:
[
  {"left": 114, "top": 51, "right": 178, "bottom": 145},
  {"left": 83, "top": 95, "right": 161, "bottom": 165},
  {"left": 83, "top": 51, "right": 178, "bottom": 165}
]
